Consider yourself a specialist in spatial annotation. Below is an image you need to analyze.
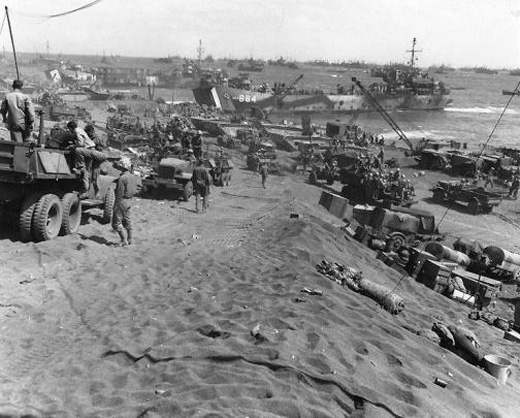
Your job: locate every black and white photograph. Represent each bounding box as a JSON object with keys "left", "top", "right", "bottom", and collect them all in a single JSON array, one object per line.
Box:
[{"left": 0, "top": 1, "right": 520, "bottom": 417}]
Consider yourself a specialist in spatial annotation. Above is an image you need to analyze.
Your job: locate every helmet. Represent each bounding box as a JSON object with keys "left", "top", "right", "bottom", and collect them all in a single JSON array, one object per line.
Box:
[
  {"left": 187, "top": 148, "right": 194, "bottom": 154},
  {"left": 197, "top": 130, "right": 202, "bottom": 135},
  {"left": 114, "top": 156, "right": 132, "bottom": 171}
]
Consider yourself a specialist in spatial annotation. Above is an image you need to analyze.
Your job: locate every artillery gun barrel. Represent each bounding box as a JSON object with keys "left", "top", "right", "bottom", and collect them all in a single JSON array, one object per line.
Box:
[
  {"left": 483, "top": 246, "right": 520, "bottom": 272},
  {"left": 424, "top": 242, "right": 471, "bottom": 267}
]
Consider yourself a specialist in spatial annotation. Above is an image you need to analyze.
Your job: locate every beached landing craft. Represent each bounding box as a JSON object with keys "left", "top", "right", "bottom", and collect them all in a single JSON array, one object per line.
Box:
[{"left": 193, "top": 38, "right": 452, "bottom": 116}]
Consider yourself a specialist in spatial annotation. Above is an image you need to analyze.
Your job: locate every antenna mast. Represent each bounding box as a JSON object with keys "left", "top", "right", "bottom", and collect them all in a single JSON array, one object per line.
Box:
[
  {"left": 407, "top": 37, "right": 422, "bottom": 68},
  {"left": 5, "top": 7, "right": 20, "bottom": 79}
]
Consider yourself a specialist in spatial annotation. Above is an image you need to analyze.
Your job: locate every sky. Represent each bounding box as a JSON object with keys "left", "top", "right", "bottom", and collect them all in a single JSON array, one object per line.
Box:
[{"left": 2, "top": 0, "right": 520, "bottom": 68}]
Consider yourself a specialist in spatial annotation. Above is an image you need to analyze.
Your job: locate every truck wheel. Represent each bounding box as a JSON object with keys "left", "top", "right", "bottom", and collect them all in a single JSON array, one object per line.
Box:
[
  {"left": 60, "top": 193, "right": 82, "bottom": 235},
  {"left": 468, "top": 199, "right": 480, "bottom": 215},
  {"left": 386, "top": 232, "right": 406, "bottom": 253},
  {"left": 19, "top": 193, "right": 41, "bottom": 242},
  {"left": 214, "top": 174, "right": 222, "bottom": 187},
  {"left": 183, "top": 181, "right": 193, "bottom": 201},
  {"left": 433, "top": 189, "right": 445, "bottom": 203},
  {"left": 226, "top": 172, "right": 231, "bottom": 186},
  {"left": 102, "top": 188, "right": 115, "bottom": 224},
  {"left": 32, "top": 194, "right": 63, "bottom": 242}
]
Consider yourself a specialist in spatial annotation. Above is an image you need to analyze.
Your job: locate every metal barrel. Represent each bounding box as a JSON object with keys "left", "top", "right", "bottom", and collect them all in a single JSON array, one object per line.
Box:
[
  {"left": 425, "top": 242, "right": 471, "bottom": 266},
  {"left": 483, "top": 246, "right": 520, "bottom": 271}
]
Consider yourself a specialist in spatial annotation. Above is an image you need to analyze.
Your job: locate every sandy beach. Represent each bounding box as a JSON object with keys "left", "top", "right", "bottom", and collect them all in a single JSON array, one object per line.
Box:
[{"left": 0, "top": 142, "right": 519, "bottom": 418}]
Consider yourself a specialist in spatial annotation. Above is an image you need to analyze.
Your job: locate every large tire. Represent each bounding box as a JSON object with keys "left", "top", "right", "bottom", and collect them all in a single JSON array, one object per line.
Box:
[
  {"left": 226, "top": 171, "right": 231, "bottom": 186},
  {"left": 32, "top": 194, "right": 63, "bottom": 242},
  {"left": 309, "top": 171, "right": 317, "bottom": 185},
  {"left": 102, "top": 187, "right": 116, "bottom": 224},
  {"left": 19, "top": 193, "right": 41, "bottom": 242},
  {"left": 60, "top": 193, "right": 82, "bottom": 235},
  {"left": 182, "top": 181, "right": 193, "bottom": 201},
  {"left": 214, "top": 174, "right": 222, "bottom": 187},
  {"left": 468, "top": 199, "right": 480, "bottom": 215},
  {"left": 433, "top": 189, "right": 445, "bottom": 203},
  {"left": 386, "top": 232, "right": 406, "bottom": 253}
]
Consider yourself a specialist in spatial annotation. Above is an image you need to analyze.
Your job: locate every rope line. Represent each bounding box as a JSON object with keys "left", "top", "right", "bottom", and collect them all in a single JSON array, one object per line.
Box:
[
  {"left": 476, "top": 80, "right": 520, "bottom": 160},
  {"left": 0, "top": 11, "right": 6, "bottom": 36},
  {"left": 10, "top": 0, "right": 105, "bottom": 19}
]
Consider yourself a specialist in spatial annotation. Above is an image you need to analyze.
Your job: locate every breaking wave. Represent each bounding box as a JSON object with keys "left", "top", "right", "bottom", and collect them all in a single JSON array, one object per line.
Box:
[
  {"left": 445, "top": 106, "right": 518, "bottom": 115},
  {"left": 380, "top": 130, "right": 455, "bottom": 141}
]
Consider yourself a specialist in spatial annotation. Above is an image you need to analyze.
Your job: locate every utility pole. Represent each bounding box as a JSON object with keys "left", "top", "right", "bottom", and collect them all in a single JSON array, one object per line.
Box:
[
  {"left": 407, "top": 37, "right": 422, "bottom": 68},
  {"left": 5, "top": 6, "right": 20, "bottom": 79},
  {"left": 46, "top": 40, "right": 50, "bottom": 57}
]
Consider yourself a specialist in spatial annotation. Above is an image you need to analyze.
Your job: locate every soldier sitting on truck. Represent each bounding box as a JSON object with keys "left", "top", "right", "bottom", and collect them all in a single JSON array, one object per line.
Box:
[
  {"left": 0, "top": 79, "right": 35, "bottom": 142},
  {"left": 85, "top": 124, "right": 108, "bottom": 195},
  {"left": 84, "top": 124, "right": 107, "bottom": 151},
  {"left": 67, "top": 120, "right": 108, "bottom": 195}
]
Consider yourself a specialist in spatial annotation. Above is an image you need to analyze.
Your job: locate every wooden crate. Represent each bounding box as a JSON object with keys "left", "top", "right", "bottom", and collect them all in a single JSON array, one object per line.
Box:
[
  {"left": 406, "top": 248, "right": 437, "bottom": 277},
  {"left": 416, "top": 259, "right": 452, "bottom": 293},
  {"left": 319, "top": 191, "right": 349, "bottom": 219}
]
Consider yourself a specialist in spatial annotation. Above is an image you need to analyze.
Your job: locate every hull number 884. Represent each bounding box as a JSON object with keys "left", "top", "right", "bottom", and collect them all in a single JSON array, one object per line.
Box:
[{"left": 237, "top": 94, "right": 257, "bottom": 103}]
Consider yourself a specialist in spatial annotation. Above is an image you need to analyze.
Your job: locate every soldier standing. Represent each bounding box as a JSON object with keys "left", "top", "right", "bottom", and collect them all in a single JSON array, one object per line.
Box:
[
  {"left": 484, "top": 167, "right": 495, "bottom": 188},
  {"left": 112, "top": 157, "right": 140, "bottom": 246},
  {"left": 192, "top": 130, "right": 203, "bottom": 159},
  {"left": 192, "top": 159, "right": 212, "bottom": 213},
  {"left": 259, "top": 161, "right": 269, "bottom": 189},
  {"left": 508, "top": 174, "right": 520, "bottom": 199},
  {"left": 0, "top": 79, "right": 35, "bottom": 142}
]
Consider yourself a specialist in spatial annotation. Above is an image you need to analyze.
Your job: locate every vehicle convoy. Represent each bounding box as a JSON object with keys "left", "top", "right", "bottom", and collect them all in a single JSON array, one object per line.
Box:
[
  {"left": 353, "top": 205, "right": 442, "bottom": 252},
  {"left": 142, "top": 151, "right": 233, "bottom": 199},
  {"left": 431, "top": 180, "right": 503, "bottom": 214},
  {"left": 0, "top": 133, "right": 117, "bottom": 242}
]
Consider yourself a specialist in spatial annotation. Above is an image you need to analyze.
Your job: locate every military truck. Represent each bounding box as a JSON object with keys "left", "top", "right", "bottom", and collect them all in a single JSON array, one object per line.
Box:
[
  {"left": 247, "top": 140, "right": 278, "bottom": 173},
  {"left": 141, "top": 156, "right": 194, "bottom": 201},
  {"left": 0, "top": 137, "right": 117, "bottom": 242},
  {"left": 207, "top": 156, "right": 233, "bottom": 186},
  {"left": 353, "top": 205, "right": 441, "bottom": 252},
  {"left": 46, "top": 104, "right": 92, "bottom": 123},
  {"left": 431, "top": 181, "right": 503, "bottom": 214}
]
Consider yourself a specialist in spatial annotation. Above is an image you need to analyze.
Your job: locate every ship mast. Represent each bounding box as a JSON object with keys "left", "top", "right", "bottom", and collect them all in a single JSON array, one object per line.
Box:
[
  {"left": 197, "top": 39, "right": 204, "bottom": 69},
  {"left": 407, "top": 37, "right": 422, "bottom": 69}
]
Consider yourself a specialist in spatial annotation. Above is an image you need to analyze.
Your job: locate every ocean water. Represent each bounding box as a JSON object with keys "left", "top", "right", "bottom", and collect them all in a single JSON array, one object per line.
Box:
[
  {"left": 171, "top": 63, "right": 520, "bottom": 151},
  {"left": 303, "top": 70, "right": 520, "bottom": 151}
]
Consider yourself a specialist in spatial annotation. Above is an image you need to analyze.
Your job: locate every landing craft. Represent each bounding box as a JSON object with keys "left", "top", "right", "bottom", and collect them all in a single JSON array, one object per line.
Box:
[{"left": 192, "top": 38, "right": 452, "bottom": 117}]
